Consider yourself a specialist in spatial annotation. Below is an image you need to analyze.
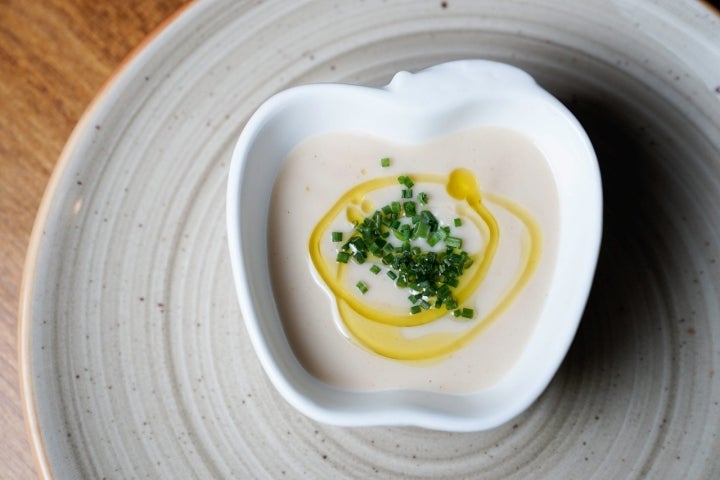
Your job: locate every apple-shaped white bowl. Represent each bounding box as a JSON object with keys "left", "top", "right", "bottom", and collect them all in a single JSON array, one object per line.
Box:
[{"left": 226, "top": 60, "right": 602, "bottom": 431}]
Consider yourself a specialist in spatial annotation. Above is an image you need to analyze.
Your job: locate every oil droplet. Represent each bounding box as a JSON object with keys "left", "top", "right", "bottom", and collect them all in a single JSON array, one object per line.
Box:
[
  {"left": 361, "top": 199, "right": 374, "bottom": 214},
  {"left": 447, "top": 168, "right": 479, "bottom": 200}
]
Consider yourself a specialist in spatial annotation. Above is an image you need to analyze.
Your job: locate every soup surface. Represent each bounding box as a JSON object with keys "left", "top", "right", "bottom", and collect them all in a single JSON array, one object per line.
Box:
[{"left": 268, "top": 127, "right": 559, "bottom": 392}]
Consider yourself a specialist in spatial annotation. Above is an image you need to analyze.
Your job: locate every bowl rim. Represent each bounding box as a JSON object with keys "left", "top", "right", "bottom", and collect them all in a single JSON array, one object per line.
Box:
[{"left": 226, "top": 59, "right": 602, "bottom": 431}]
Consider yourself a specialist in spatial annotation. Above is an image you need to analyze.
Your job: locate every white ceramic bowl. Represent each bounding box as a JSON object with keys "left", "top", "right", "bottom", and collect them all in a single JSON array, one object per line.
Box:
[{"left": 226, "top": 59, "right": 601, "bottom": 431}]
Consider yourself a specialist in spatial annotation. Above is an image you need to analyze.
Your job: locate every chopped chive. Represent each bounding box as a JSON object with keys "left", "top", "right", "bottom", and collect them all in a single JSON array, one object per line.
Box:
[
  {"left": 397, "top": 175, "right": 414, "bottom": 188},
  {"left": 452, "top": 309, "right": 462, "bottom": 317},
  {"left": 356, "top": 281, "right": 368, "bottom": 294},
  {"left": 381, "top": 157, "right": 391, "bottom": 167},
  {"left": 368, "top": 239, "right": 386, "bottom": 255},
  {"left": 391, "top": 201, "right": 401, "bottom": 214},
  {"left": 373, "top": 211, "right": 383, "bottom": 229},
  {"left": 461, "top": 308, "right": 474, "bottom": 319},
  {"left": 448, "top": 252, "right": 462, "bottom": 264},
  {"left": 417, "top": 192, "right": 429, "bottom": 205},
  {"left": 392, "top": 224, "right": 412, "bottom": 241},
  {"left": 403, "top": 201, "right": 416, "bottom": 216},
  {"left": 454, "top": 218, "right": 462, "bottom": 227},
  {"left": 413, "top": 221, "right": 430, "bottom": 239},
  {"left": 420, "top": 210, "right": 436, "bottom": 225},
  {"left": 401, "top": 188, "right": 413, "bottom": 199},
  {"left": 331, "top": 231, "right": 343, "bottom": 242},
  {"left": 386, "top": 270, "right": 398, "bottom": 280},
  {"left": 336, "top": 252, "right": 350, "bottom": 263},
  {"left": 369, "top": 264, "right": 381, "bottom": 275},
  {"left": 348, "top": 237, "right": 367, "bottom": 253},
  {"left": 353, "top": 251, "right": 367, "bottom": 264},
  {"left": 445, "top": 236, "right": 462, "bottom": 249},
  {"left": 410, "top": 305, "right": 422, "bottom": 315},
  {"left": 427, "top": 230, "right": 444, "bottom": 247},
  {"left": 437, "top": 284, "right": 451, "bottom": 298}
]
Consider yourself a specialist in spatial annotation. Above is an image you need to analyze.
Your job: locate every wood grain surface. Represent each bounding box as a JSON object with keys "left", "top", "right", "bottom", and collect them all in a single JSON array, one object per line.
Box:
[{"left": 0, "top": 1, "right": 189, "bottom": 477}]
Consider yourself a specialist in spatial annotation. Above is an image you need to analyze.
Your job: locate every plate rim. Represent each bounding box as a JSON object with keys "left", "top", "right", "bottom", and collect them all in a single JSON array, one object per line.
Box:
[{"left": 17, "top": 2, "right": 198, "bottom": 478}]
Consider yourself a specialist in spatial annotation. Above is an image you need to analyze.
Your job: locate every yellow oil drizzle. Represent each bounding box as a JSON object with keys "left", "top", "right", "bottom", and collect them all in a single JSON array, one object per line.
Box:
[{"left": 308, "top": 168, "right": 541, "bottom": 360}]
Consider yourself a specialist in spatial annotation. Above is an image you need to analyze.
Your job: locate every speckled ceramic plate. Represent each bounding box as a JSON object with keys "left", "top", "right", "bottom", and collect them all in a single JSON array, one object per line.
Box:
[{"left": 20, "top": 0, "right": 720, "bottom": 478}]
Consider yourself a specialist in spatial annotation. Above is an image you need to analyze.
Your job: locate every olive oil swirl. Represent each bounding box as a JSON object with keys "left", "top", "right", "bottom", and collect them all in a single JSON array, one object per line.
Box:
[{"left": 309, "top": 168, "right": 541, "bottom": 360}]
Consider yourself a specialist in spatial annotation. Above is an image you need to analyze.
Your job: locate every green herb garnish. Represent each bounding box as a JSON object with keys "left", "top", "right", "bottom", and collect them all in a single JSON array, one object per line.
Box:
[
  {"left": 398, "top": 175, "right": 414, "bottom": 188},
  {"left": 334, "top": 171, "right": 475, "bottom": 316},
  {"left": 445, "top": 236, "right": 462, "bottom": 249}
]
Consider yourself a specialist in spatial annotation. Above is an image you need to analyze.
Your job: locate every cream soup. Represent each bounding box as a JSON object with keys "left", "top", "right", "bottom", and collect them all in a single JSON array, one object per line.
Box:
[{"left": 268, "top": 127, "right": 559, "bottom": 392}]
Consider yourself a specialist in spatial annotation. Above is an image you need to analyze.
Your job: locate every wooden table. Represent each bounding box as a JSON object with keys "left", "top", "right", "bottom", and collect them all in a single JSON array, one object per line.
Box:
[{"left": 0, "top": 2, "right": 189, "bottom": 477}]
